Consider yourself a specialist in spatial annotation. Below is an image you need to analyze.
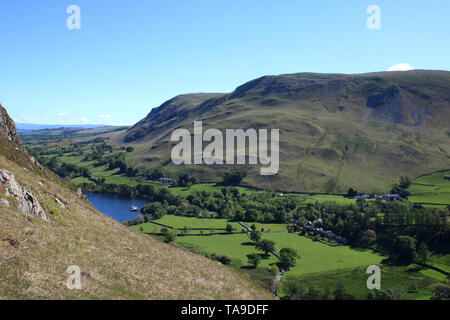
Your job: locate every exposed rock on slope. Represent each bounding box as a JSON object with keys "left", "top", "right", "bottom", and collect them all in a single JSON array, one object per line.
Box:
[
  {"left": 0, "top": 168, "right": 49, "bottom": 221},
  {"left": 0, "top": 103, "right": 24, "bottom": 151}
]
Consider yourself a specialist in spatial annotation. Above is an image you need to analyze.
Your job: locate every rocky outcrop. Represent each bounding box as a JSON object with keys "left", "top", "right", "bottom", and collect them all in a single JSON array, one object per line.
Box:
[
  {"left": 0, "top": 103, "right": 24, "bottom": 151},
  {"left": 0, "top": 198, "right": 9, "bottom": 208},
  {"left": 77, "top": 187, "right": 87, "bottom": 200},
  {"left": 0, "top": 168, "right": 49, "bottom": 221},
  {"left": 51, "top": 195, "right": 69, "bottom": 210}
]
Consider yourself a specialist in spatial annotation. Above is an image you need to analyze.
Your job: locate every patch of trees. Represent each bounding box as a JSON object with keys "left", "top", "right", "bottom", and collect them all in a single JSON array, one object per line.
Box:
[
  {"left": 141, "top": 202, "right": 168, "bottom": 220},
  {"left": 221, "top": 170, "right": 247, "bottom": 186},
  {"left": 148, "top": 168, "right": 163, "bottom": 180},
  {"left": 255, "top": 239, "right": 275, "bottom": 257},
  {"left": 40, "top": 156, "right": 92, "bottom": 179},
  {"left": 292, "top": 198, "right": 449, "bottom": 259},
  {"left": 345, "top": 188, "right": 358, "bottom": 198},
  {"left": 246, "top": 254, "right": 262, "bottom": 268},
  {"left": 278, "top": 248, "right": 298, "bottom": 271},
  {"left": 161, "top": 228, "right": 177, "bottom": 243},
  {"left": 181, "top": 188, "right": 299, "bottom": 223},
  {"left": 177, "top": 173, "right": 197, "bottom": 187}
]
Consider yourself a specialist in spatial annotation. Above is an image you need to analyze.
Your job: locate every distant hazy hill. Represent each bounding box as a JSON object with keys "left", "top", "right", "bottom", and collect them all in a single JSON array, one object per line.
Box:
[
  {"left": 0, "top": 104, "right": 273, "bottom": 299},
  {"left": 16, "top": 123, "right": 107, "bottom": 132},
  {"left": 122, "top": 70, "right": 450, "bottom": 193}
]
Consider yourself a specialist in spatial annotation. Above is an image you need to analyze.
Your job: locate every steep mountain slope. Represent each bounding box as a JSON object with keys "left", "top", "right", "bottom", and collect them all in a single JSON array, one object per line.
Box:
[
  {"left": 0, "top": 104, "right": 274, "bottom": 299},
  {"left": 125, "top": 93, "right": 225, "bottom": 142},
  {"left": 121, "top": 70, "right": 450, "bottom": 193}
]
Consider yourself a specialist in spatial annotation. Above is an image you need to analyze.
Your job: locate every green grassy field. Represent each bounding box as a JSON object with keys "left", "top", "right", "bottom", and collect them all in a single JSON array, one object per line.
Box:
[
  {"left": 302, "top": 194, "right": 356, "bottom": 205},
  {"left": 408, "top": 171, "right": 450, "bottom": 205},
  {"left": 176, "top": 234, "right": 279, "bottom": 269},
  {"left": 146, "top": 216, "right": 447, "bottom": 300},
  {"left": 246, "top": 222, "right": 288, "bottom": 233},
  {"left": 282, "top": 265, "right": 441, "bottom": 300},
  {"left": 130, "top": 222, "right": 164, "bottom": 234},
  {"left": 152, "top": 215, "right": 243, "bottom": 230},
  {"left": 131, "top": 214, "right": 289, "bottom": 238},
  {"left": 428, "top": 253, "right": 450, "bottom": 273},
  {"left": 263, "top": 233, "right": 385, "bottom": 277},
  {"left": 175, "top": 231, "right": 385, "bottom": 277}
]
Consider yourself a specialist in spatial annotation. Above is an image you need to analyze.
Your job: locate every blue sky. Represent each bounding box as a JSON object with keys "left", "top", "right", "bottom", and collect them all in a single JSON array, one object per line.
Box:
[{"left": 0, "top": 0, "right": 449, "bottom": 125}]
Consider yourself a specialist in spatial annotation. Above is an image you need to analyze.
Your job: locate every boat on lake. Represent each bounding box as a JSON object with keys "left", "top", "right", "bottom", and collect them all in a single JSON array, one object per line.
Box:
[{"left": 130, "top": 206, "right": 139, "bottom": 212}]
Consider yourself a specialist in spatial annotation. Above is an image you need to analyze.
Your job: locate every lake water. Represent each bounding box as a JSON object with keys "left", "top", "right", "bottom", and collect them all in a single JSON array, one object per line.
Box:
[{"left": 86, "top": 192, "right": 149, "bottom": 222}]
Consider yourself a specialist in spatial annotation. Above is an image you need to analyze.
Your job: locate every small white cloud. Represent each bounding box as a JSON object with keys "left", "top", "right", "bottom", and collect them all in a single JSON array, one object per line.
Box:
[
  {"left": 16, "top": 114, "right": 29, "bottom": 122},
  {"left": 57, "top": 112, "right": 72, "bottom": 117},
  {"left": 99, "top": 114, "right": 112, "bottom": 120},
  {"left": 388, "top": 63, "right": 414, "bottom": 72},
  {"left": 80, "top": 117, "right": 88, "bottom": 123}
]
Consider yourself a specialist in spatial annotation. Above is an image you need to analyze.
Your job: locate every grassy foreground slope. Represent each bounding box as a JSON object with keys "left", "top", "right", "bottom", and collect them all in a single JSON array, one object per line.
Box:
[
  {"left": 120, "top": 70, "right": 450, "bottom": 193},
  {"left": 0, "top": 105, "right": 273, "bottom": 300}
]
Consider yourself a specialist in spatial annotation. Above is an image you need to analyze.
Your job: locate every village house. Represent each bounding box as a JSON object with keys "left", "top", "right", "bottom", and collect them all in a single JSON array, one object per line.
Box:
[
  {"left": 305, "top": 220, "right": 347, "bottom": 245},
  {"left": 159, "top": 177, "right": 174, "bottom": 184},
  {"left": 354, "top": 193, "right": 400, "bottom": 201},
  {"left": 384, "top": 193, "right": 400, "bottom": 201}
]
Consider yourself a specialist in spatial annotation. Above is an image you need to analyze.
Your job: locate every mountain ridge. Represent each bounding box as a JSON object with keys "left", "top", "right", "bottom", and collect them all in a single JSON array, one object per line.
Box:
[{"left": 120, "top": 70, "right": 450, "bottom": 193}]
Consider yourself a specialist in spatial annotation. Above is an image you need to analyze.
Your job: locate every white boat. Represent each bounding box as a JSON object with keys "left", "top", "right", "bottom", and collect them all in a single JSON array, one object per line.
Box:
[{"left": 130, "top": 206, "right": 139, "bottom": 212}]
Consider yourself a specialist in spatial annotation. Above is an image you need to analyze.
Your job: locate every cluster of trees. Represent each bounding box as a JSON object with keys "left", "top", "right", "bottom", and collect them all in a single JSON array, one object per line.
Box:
[
  {"left": 160, "top": 227, "right": 177, "bottom": 243},
  {"left": 390, "top": 235, "right": 431, "bottom": 265},
  {"left": 246, "top": 230, "right": 297, "bottom": 271},
  {"left": 182, "top": 188, "right": 300, "bottom": 223},
  {"left": 29, "top": 138, "right": 108, "bottom": 158},
  {"left": 40, "top": 156, "right": 92, "bottom": 179},
  {"left": 292, "top": 198, "right": 449, "bottom": 260},
  {"left": 177, "top": 173, "right": 197, "bottom": 187},
  {"left": 390, "top": 176, "right": 412, "bottom": 199},
  {"left": 82, "top": 143, "right": 113, "bottom": 162},
  {"left": 106, "top": 155, "right": 139, "bottom": 177},
  {"left": 221, "top": 170, "right": 247, "bottom": 186}
]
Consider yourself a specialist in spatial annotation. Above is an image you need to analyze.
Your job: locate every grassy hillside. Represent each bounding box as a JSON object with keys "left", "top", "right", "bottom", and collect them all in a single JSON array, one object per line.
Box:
[
  {"left": 120, "top": 70, "right": 450, "bottom": 193},
  {"left": 408, "top": 170, "right": 450, "bottom": 206},
  {"left": 0, "top": 109, "right": 274, "bottom": 299}
]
